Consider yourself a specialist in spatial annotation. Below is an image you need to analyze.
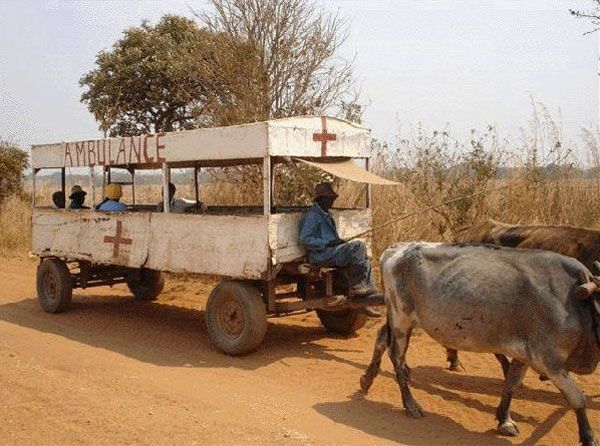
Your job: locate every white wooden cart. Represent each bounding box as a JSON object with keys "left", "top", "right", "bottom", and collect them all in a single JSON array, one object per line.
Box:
[{"left": 31, "top": 116, "right": 393, "bottom": 354}]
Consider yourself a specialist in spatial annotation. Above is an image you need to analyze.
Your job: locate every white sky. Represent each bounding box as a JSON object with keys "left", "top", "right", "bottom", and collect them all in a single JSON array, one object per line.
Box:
[{"left": 1, "top": 0, "right": 598, "bottom": 155}]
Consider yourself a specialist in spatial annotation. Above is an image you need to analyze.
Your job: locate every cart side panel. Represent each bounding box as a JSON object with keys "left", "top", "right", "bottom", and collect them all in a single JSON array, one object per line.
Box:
[
  {"left": 269, "top": 209, "right": 372, "bottom": 265},
  {"left": 32, "top": 209, "right": 151, "bottom": 267},
  {"left": 146, "top": 213, "right": 269, "bottom": 279}
]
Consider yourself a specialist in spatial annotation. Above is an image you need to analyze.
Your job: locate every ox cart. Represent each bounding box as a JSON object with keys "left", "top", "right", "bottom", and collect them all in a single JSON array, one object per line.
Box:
[{"left": 31, "top": 116, "right": 393, "bottom": 354}]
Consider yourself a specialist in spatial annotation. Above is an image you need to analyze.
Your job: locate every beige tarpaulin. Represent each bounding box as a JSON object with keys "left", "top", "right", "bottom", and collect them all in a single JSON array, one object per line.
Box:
[{"left": 294, "top": 158, "right": 399, "bottom": 185}]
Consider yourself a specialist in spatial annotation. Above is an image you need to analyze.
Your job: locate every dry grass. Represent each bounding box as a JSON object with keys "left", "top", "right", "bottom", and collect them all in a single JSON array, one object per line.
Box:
[
  {"left": 0, "top": 194, "right": 32, "bottom": 257},
  {"left": 2, "top": 108, "right": 598, "bottom": 259}
]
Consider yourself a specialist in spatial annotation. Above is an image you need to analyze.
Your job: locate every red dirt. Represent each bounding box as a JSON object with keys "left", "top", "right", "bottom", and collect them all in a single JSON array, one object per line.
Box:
[{"left": 1, "top": 258, "right": 598, "bottom": 445}]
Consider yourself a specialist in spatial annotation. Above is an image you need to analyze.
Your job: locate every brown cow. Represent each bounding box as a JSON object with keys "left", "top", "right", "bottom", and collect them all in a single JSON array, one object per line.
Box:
[
  {"left": 455, "top": 219, "right": 600, "bottom": 271},
  {"left": 447, "top": 219, "right": 600, "bottom": 375}
]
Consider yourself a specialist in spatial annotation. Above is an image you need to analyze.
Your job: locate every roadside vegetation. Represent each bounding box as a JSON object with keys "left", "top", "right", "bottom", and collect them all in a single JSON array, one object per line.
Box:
[
  {"left": 1, "top": 106, "right": 598, "bottom": 258},
  {"left": 1, "top": 0, "right": 598, "bottom": 257}
]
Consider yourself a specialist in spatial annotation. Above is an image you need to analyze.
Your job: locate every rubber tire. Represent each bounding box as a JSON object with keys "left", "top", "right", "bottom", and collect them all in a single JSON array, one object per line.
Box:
[
  {"left": 36, "top": 258, "right": 73, "bottom": 313},
  {"left": 316, "top": 309, "right": 367, "bottom": 335},
  {"left": 205, "top": 281, "right": 267, "bottom": 355},
  {"left": 127, "top": 269, "right": 165, "bottom": 301}
]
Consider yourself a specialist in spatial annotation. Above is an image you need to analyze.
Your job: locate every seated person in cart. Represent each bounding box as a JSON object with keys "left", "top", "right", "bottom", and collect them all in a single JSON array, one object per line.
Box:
[
  {"left": 156, "top": 182, "right": 202, "bottom": 213},
  {"left": 68, "top": 185, "right": 90, "bottom": 210},
  {"left": 97, "top": 183, "right": 128, "bottom": 212},
  {"left": 299, "top": 182, "right": 377, "bottom": 298},
  {"left": 51, "top": 190, "right": 65, "bottom": 209}
]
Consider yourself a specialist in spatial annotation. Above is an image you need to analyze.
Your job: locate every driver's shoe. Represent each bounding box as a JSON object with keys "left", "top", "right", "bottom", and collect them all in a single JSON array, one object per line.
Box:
[
  {"left": 350, "top": 283, "right": 377, "bottom": 297},
  {"left": 362, "top": 306, "right": 382, "bottom": 318}
]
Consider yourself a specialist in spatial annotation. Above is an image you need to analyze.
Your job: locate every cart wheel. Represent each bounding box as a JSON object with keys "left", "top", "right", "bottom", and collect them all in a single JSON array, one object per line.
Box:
[
  {"left": 205, "top": 281, "right": 267, "bottom": 355},
  {"left": 127, "top": 269, "right": 165, "bottom": 301},
  {"left": 36, "top": 258, "right": 73, "bottom": 313},
  {"left": 316, "top": 309, "right": 367, "bottom": 335}
]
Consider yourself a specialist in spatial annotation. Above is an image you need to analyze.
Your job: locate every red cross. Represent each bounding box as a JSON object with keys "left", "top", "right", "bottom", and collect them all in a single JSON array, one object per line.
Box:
[
  {"left": 313, "top": 116, "right": 336, "bottom": 156},
  {"left": 103, "top": 220, "right": 132, "bottom": 257}
]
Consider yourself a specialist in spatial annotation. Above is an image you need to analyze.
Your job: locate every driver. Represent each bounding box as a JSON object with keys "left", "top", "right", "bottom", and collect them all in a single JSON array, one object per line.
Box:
[{"left": 299, "top": 182, "right": 377, "bottom": 298}]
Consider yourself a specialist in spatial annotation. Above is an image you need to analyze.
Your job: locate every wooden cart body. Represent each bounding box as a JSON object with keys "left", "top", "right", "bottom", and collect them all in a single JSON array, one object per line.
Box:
[{"left": 31, "top": 116, "right": 385, "bottom": 354}]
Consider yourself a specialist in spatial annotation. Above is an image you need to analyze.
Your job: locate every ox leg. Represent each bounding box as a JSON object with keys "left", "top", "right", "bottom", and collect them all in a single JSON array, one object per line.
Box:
[
  {"left": 388, "top": 325, "right": 423, "bottom": 418},
  {"left": 494, "top": 353, "right": 512, "bottom": 379},
  {"left": 495, "top": 359, "right": 528, "bottom": 436},
  {"left": 360, "top": 322, "right": 389, "bottom": 393},
  {"left": 446, "top": 348, "right": 465, "bottom": 372},
  {"left": 546, "top": 370, "right": 598, "bottom": 446}
]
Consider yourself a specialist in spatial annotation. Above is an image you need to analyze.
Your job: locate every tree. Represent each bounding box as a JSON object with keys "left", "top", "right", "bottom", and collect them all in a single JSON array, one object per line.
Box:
[
  {"left": 197, "top": 0, "right": 358, "bottom": 120},
  {"left": 570, "top": 0, "right": 600, "bottom": 35},
  {"left": 0, "top": 140, "right": 29, "bottom": 203},
  {"left": 80, "top": 15, "right": 262, "bottom": 136}
]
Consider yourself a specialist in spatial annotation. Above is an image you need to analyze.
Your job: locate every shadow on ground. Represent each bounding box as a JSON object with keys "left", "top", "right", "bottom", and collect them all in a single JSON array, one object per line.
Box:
[{"left": 2, "top": 293, "right": 597, "bottom": 446}]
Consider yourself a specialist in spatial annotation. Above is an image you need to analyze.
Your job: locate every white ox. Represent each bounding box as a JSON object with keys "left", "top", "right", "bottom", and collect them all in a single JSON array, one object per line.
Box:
[{"left": 360, "top": 242, "right": 600, "bottom": 446}]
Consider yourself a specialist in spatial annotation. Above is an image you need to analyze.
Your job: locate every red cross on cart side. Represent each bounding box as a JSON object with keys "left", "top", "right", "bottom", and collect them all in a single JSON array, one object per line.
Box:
[
  {"left": 313, "top": 116, "right": 337, "bottom": 156},
  {"left": 103, "top": 220, "right": 133, "bottom": 258}
]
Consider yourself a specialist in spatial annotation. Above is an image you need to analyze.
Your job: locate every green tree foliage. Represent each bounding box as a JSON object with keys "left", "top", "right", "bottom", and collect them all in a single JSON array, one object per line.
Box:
[
  {"left": 0, "top": 140, "right": 29, "bottom": 203},
  {"left": 80, "top": 15, "right": 262, "bottom": 136}
]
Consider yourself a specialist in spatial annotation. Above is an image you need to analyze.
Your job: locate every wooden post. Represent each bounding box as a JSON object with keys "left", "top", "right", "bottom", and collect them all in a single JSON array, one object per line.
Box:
[
  {"left": 90, "top": 167, "right": 96, "bottom": 208},
  {"left": 130, "top": 167, "right": 136, "bottom": 206},
  {"left": 365, "top": 158, "right": 371, "bottom": 209},
  {"left": 101, "top": 166, "right": 106, "bottom": 200},
  {"left": 263, "top": 156, "right": 271, "bottom": 215},
  {"left": 32, "top": 168, "right": 38, "bottom": 207},
  {"left": 61, "top": 167, "right": 66, "bottom": 196},
  {"left": 194, "top": 164, "right": 200, "bottom": 210},
  {"left": 162, "top": 162, "right": 170, "bottom": 212}
]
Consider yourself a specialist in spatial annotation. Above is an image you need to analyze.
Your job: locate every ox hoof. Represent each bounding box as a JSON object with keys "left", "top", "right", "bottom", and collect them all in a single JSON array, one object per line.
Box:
[
  {"left": 448, "top": 361, "right": 466, "bottom": 373},
  {"left": 405, "top": 402, "right": 424, "bottom": 418},
  {"left": 498, "top": 420, "right": 519, "bottom": 437},
  {"left": 359, "top": 375, "right": 373, "bottom": 393}
]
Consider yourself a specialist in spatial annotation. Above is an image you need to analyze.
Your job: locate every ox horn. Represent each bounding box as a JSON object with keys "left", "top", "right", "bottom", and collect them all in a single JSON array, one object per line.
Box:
[
  {"left": 576, "top": 282, "right": 599, "bottom": 300},
  {"left": 576, "top": 269, "right": 598, "bottom": 300}
]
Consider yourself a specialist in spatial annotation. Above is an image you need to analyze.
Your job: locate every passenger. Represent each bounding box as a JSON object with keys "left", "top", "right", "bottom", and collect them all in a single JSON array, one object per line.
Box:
[
  {"left": 51, "top": 191, "right": 65, "bottom": 209},
  {"left": 97, "top": 183, "right": 128, "bottom": 212},
  {"left": 299, "top": 182, "right": 378, "bottom": 301},
  {"left": 156, "top": 182, "right": 200, "bottom": 213},
  {"left": 68, "top": 185, "right": 90, "bottom": 210}
]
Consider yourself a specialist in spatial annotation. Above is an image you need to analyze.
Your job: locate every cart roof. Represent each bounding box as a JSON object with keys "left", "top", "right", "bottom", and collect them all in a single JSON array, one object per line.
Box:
[{"left": 31, "top": 116, "right": 370, "bottom": 169}]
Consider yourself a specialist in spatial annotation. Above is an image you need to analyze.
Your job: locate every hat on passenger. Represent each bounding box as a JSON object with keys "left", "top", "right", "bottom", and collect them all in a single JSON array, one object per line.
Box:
[
  {"left": 314, "top": 182, "right": 338, "bottom": 199},
  {"left": 105, "top": 183, "right": 123, "bottom": 200},
  {"left": 69, "top": 185, "right": 87, "bottom": 199}
]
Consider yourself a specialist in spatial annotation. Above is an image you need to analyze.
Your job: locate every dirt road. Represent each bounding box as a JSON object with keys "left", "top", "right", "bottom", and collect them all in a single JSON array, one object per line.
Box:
[{"left": 1, "top": 258, "right": 598, "bottom": 445}]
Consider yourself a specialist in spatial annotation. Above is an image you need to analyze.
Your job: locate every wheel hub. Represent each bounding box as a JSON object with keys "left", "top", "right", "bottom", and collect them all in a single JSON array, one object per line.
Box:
[
  {"left": 43, "top": 271, "right": 58, "bottom": 302},
  {"left": 217, "top": 295, "right": 244, "bottom": 338}
]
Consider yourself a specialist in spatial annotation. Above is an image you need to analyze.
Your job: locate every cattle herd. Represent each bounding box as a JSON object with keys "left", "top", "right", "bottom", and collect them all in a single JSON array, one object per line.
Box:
[{"left": 359, "top": 220, "right": 600, "bottom": 446}]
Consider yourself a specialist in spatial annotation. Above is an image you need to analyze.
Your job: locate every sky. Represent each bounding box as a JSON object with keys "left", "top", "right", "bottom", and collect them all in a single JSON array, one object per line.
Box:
[{"left": 1, "top": 0, "right": 598, "bottom": 157}]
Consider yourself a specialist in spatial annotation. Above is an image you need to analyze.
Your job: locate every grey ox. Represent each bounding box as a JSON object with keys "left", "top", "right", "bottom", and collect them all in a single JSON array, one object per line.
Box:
[{"left": 360, "top": 242, "right": 600, "bottom": 445}]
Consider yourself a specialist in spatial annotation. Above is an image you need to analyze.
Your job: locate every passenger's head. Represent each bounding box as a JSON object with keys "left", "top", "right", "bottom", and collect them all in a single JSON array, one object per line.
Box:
[
  {"left": 69, "top": 185, "right": 87, "bottom": 206},
  {"left": 52, "top": 191, "right": 65, "bottom": 209},
  {"left": 314, "top": 182, "right": 338, "bottom": 211},
  {"left": 160, "top": 182, "right": 177, "bottom": 201},
  {"left": 105, "top": 183, "right": 123, "bottom": 201}
]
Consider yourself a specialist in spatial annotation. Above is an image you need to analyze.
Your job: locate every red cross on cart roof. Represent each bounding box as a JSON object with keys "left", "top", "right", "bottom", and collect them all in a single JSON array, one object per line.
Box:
[{"left": 313, "top": 116, "right": 337, "bottom": 156}]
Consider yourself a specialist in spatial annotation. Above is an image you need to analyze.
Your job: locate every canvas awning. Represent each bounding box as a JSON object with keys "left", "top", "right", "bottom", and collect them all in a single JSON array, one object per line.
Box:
[{"left": 294, "top": 158, "right": 399, "bottom": 185}]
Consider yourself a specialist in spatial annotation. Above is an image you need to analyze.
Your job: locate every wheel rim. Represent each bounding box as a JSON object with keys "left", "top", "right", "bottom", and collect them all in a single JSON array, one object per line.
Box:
[
  {"left": 43, "top": 270, "right": 58, "bottom": 302},
  {"left": 216, "top": 293, "right": 244, "bottom": 339}
]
